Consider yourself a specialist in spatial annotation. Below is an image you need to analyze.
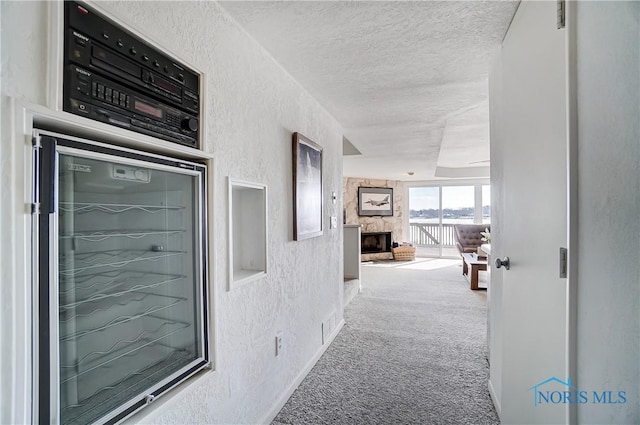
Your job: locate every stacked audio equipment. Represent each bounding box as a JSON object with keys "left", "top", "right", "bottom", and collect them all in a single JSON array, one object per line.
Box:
[{"left": 63, "top": 1, "right": 201, "bottom": 148}]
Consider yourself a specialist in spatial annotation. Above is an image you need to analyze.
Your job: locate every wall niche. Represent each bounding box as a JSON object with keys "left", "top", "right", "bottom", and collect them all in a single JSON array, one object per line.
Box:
[{"left": 228, "top": 177, "right": 268, "bottom": 287}]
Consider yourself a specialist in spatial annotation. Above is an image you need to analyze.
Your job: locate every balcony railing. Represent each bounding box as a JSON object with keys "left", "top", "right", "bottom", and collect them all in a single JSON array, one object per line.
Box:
[{"left": 409, "top": 222, "right": 456, "bottom": 247}]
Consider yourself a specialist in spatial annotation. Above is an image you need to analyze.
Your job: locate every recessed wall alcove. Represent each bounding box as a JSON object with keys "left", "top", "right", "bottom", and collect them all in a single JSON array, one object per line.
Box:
[{"left": 228, "top": 177, "right": 268, "bottom": 287}]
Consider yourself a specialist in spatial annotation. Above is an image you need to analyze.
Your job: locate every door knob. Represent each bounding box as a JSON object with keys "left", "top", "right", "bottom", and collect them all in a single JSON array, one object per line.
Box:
[{"left": 495, "top": 257, "right": 510, "bottom": 270}]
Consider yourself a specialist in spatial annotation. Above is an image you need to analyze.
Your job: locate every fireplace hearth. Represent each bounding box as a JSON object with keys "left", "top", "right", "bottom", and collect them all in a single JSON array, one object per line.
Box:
[{"left": 361, "top": 231, "right": 392, "bottom": 254}]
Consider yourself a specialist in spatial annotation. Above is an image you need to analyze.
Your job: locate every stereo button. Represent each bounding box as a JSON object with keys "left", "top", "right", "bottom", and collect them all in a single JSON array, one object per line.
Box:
[
  {"left": 142, "top": 70, "right": 154, "bottom": 83},
  {"left": 77, "top": 82, "right": 90, "bottom": 96},
  {"left": 113, "top": 90, "right": 119, "bottom": 102},
  {"left": 182, "top": 118, "right": 198, "bottom": 132},
  {"left": 70, "top": 99, "right": 90, "bottom": 114},
  {"left": 117, "top": 40, "right": 123, "bottom": 48},
  {"left": 130, "top": 47, "right": 137, "bottom": 55}
]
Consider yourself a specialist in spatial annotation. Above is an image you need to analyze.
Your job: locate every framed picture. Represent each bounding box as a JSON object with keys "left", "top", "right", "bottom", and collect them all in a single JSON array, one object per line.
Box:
[
  {"left": 358, "top": 187, "right": 394, "bottom": 216},
  {"left": 293, "top": 132, "right": 323, "bottom": 240}
]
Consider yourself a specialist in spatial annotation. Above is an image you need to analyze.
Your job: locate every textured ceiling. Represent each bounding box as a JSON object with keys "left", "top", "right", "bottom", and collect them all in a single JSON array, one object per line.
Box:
[{"left": 219, "top": 1, "right": 519, "bottom": 181}]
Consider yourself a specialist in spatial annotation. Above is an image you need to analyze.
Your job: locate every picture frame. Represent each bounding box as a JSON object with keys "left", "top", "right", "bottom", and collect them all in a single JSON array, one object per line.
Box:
[
  {"left": 358, "top": 187, "right": 394, "bottom": 216},
  {"left": 293, "top": 132, "right": 323, "bottom": 240}
]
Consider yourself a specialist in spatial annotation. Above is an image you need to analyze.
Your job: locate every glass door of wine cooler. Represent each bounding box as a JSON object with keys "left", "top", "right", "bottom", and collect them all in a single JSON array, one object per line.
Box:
[{"left": 34, "top": 131, "right": 209, "bottom": 425}]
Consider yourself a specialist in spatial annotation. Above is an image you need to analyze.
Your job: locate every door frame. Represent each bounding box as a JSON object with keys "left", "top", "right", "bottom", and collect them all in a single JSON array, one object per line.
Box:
[{"left": 565, "top": 1, "right": 579, "bottom": 423}]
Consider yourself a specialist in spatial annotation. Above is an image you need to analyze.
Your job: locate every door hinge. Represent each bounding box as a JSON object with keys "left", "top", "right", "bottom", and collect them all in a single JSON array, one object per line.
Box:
[
  {"left": 559, "top": 247, "right": 568, "bottom": 278},
  {"left": 557, "top": 0, "right": 566, "bottom": 29},
  {"left": 31, "top": 202, "right": 41, "bottom": 215}
]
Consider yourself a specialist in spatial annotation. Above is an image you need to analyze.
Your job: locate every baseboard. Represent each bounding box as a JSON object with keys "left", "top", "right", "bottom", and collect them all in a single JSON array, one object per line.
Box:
[
  {"left": 488, "top": 379, "right": 501, "bottom": 420},
  {"left": 258, "top": 319, "right": 346, "bottom": 425}
]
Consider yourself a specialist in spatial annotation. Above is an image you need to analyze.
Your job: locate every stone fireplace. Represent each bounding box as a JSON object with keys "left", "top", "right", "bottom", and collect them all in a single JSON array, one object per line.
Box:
[
  {"left": 343, "top": 178, "right": 405, "bottom": 261},
  {"left": 361, "top": 232, "right": 392, "bottom": 254}
]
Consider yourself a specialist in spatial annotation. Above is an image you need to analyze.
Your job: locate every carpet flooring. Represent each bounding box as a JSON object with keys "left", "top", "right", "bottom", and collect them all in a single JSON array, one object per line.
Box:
[{"left": 272, "top": 259, "right": 498, "bottom": 425}]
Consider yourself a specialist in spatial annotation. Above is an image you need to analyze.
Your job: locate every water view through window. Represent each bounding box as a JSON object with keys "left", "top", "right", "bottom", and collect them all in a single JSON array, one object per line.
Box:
[{"left": 409, "top": 184, "right": 490, "bottom": 257}]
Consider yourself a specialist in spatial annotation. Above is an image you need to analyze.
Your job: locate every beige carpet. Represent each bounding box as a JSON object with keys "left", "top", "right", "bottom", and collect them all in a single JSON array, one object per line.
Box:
[{"left": 273, "top": 259, "right": 497, "bottom": 425}]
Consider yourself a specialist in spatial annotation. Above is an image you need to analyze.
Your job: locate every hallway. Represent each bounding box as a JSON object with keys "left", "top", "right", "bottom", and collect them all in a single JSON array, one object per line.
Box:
[{"left": 273, "top": 260, "right": 498, "bottom": 425}]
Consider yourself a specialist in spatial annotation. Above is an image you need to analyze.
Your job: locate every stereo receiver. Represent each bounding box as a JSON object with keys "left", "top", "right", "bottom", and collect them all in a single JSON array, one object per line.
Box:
[{"left": 63, "top": 1, "right": 201, "bottom": 148}]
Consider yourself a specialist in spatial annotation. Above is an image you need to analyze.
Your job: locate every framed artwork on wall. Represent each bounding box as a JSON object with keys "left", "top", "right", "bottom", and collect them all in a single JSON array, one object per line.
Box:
[
  {"left": 358, "top": 187, "right": 394, "bottom": 216},
  {"left": 293, "top": 132, "right": 323, "bottom": 240}
]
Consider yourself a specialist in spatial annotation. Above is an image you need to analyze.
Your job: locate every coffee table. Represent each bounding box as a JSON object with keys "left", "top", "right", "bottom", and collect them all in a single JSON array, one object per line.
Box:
[{"left": 461, "top": 253, "right": 488, "bottom": 290}]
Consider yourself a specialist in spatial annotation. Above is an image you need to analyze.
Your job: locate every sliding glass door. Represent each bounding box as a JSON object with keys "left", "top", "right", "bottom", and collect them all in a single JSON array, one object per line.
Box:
[
  {"left": 409, "top": 183, "right": 489, "bottom": 257},
  {"left": 408, "top": 187, "right": 440, "bottom": 256},
  {"left": 441, "top": 186, "right": 475, "bottom": 256}
]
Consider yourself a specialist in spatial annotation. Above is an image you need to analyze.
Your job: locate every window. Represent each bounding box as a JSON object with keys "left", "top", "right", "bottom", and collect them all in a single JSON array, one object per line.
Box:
[
  {"left": 408, "top": 187, "right": 440, "bottom": 257},
  {"left": 482, "top": 185, "right": 491, "bottom": 224},
  {"left": 408, "top": 183, "right": 489, "bottom": 257}
]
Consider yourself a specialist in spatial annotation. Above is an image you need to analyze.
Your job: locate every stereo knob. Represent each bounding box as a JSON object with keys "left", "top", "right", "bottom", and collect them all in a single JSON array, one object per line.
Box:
[{"left": 182, "top": 118, "right": 198, "bottom": 132}]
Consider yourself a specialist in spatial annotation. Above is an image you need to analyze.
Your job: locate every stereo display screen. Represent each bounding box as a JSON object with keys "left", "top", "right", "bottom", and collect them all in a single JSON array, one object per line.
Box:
[{"left": 134, "top": 99, "right": 163, "bottom": 119}]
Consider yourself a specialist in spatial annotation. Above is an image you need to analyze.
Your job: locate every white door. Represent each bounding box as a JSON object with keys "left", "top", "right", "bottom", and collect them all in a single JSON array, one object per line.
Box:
[{"left": 489, "top": 1, "right": 569, "bottom": 423}]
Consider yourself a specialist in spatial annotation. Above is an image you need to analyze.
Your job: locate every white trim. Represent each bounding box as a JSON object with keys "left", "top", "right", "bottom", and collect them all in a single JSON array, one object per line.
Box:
[
  {"left": 3, "top": 98, "right": 36, "bottom": 425},
  {"left": 404, "top": 178, "right": 489, "bottom": 188},
  {"left": 207, "top": 156, "right": 219, "bottom": 372},
  {"left": 564, "top": 1, "right": 579, "bottom": 424},
  {"left": 488, "top": 379, "right": 501, "bottom": 420},
  {"left": 17, "top": 100, "right": 212, "bottom": 161},
  {"left": 258, "top": 319, "right": 346, "bottom": 425},
  {"left": 46, "top": 0, "right": 64, "bottom": 111}
]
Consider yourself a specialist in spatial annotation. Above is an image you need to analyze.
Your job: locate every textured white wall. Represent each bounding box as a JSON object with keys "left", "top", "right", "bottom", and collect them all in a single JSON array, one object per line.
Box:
[
  {"left": 0, "top": 1, "right": 344, "bottom": 423},
  {"left": 576, "top": 2, "right": 640, "bottom": 423}
]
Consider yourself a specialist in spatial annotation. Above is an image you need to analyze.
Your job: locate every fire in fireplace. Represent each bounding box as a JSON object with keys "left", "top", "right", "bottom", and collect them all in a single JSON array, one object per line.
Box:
[{"left": 361, "top": 232, "right": 392, "bottom": 254}]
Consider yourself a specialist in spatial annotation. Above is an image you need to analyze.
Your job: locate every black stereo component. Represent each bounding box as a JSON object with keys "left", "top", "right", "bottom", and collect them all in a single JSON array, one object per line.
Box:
[{"left": 63, "top": 1, "right": 201, "bottom": 148}]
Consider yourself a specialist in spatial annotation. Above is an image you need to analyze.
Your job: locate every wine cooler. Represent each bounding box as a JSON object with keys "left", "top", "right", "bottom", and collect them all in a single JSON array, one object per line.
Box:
[{"left": 33, "top": 130, "right": 209, "bottom": 424}]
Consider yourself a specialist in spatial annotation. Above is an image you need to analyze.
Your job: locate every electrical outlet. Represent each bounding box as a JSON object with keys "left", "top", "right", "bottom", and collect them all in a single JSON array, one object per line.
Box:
[
  {"left": 275, "top": 332, "right": 283, "bottom": 357},
  {"left": 330, "top": 216, "right": 338, "bottom": 229}
]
